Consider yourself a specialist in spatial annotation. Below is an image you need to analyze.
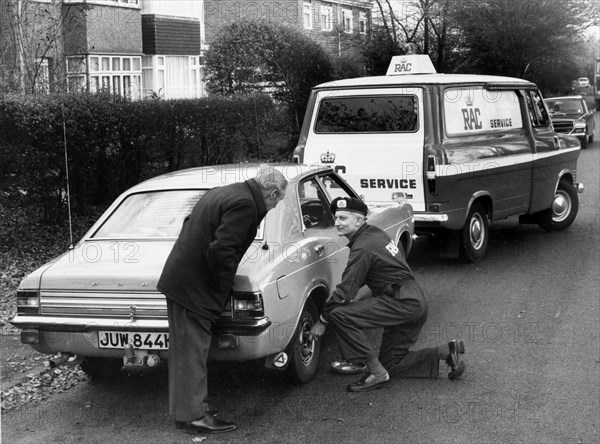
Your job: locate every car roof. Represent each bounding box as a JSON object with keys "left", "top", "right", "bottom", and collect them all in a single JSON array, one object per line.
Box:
[
  {"left": 545, "top": 96, "right": 583, "bottom": 101},
  {"left": 127, "top": 163, "right": 326, "bottom": 193},
  {"left": 314, "top": 73, "right": 536, "bottom": 89}
]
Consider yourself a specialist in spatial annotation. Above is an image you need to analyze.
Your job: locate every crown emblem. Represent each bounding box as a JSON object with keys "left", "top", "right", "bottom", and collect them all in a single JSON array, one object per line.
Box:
[
  {"left": 465, "top": 95, "right": 474, "bottom": 106},
  {"left": 320, "top": 150, "right": 336, "bottom": 164}
]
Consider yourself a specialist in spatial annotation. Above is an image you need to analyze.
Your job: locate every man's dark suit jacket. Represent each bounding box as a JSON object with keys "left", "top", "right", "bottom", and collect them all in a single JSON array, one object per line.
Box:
[{"left": 157, "top": 179, "right": 267, "bottom": 322}]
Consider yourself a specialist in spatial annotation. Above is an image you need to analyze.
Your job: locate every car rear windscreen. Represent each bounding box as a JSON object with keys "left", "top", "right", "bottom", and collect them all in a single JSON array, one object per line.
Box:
[{"left": 92, "top": 190, "right": 206, "bottom": 239}]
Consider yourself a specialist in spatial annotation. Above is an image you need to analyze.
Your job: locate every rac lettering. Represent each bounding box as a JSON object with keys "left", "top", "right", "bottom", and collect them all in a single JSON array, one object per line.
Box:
[
  {"left": 385, "top": 241, "right": 399, "bottom": 256},
  {"left": 461, "top": 108, "right": 482, "bottom": 130},
  {"left": 394, "top": 62, "right": 413, "bottom": 73},
  {"left": 360, "top": 178, "right": 417, "bottom": 189}
]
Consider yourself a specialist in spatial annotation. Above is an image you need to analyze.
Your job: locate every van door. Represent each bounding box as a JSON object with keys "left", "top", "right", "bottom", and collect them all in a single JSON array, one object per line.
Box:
[
  {"left": 302, "top": 88, "right": 426, "bottom": 212},
  {"left": 440, "top": 86, "right": 534, "bottom": 221}
]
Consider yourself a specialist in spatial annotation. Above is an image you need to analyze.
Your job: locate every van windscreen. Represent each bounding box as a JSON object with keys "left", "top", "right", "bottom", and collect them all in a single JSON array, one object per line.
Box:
[{"left": 314, "top": 95, "right": 418, "bottom": 133}]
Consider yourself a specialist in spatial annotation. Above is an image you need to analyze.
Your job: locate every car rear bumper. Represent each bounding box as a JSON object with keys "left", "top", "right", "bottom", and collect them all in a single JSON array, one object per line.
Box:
[{"left": 10, "top": 314, "right": 275, "bottom": 361}]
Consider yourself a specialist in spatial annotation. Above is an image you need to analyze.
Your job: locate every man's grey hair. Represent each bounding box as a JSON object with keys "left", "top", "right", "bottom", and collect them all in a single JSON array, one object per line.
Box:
[{"left": 255, "top": 165, "right": 288, "bottom": 193}]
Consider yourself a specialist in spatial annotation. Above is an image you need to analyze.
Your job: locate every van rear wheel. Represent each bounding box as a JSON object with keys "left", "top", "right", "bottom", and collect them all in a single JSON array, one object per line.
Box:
[
  {"left": 460, "top": 202, "right": 489, "bottom": 263},
  {"left": 537, "top": 179, "right": 578, "bottom": 231}
]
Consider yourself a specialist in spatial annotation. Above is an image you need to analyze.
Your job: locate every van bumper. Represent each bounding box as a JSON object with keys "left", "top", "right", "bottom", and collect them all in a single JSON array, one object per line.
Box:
[{"left": 413, "top": 213, "right": 449, "bottom": 226}]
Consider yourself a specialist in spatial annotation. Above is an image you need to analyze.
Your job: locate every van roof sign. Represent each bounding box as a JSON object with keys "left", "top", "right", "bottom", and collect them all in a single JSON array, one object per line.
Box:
[{"left": 386, "top": 54, "right": 437, "bottom": 76}]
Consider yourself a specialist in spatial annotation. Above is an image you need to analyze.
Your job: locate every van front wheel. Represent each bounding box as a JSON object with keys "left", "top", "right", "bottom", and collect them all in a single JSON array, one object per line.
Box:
[
  {"left": 460, "top": 202, "right": 489, "bottom": 263},
  {"left": 537, "top": 179, "right": 578, "bottom": 231}
]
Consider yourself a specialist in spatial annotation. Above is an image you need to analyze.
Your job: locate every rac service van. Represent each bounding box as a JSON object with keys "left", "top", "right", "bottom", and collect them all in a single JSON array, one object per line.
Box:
[{"left": 292, "top": 54, "right": 584, "bottom": 262}]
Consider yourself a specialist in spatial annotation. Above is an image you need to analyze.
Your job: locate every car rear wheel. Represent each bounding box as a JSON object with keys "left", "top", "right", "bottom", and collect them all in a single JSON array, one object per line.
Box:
[
  {"left": 537, "top": 179, "right": 578, "bottom": 231},
  {"left": 459, "top": 202, "right": 489, "bottom": 263},
  {"left": 80, "top": 357, "right": 123, "bottom": 380},
  {"left": 286, "top": 299, "right": 320, "bottom": 384}
]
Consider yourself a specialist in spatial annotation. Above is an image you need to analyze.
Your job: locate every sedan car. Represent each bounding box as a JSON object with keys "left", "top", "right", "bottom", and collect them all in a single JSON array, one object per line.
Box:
[
  {"left": 545, "top": 95, "right": 595, "bottom": 149},
  {"left": 577, "top": 77, "right": 590, "bottom": 88},
  {"left": 11, "top": 164, "right": 413, "bottom": 384}
]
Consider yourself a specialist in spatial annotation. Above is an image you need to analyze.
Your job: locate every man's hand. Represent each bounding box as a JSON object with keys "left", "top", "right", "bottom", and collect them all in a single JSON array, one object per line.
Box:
[{"left": 309, "top": 320, "right": 327, "bottom": 341}]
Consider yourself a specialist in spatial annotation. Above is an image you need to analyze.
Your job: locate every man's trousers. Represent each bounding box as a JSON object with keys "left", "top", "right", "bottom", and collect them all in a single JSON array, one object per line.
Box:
[
  {"left": 166, "top": 299, "right": 212, "bottom": 422},
  {"left": 329, "top": 279, "right": 441, "bottom": 378}
]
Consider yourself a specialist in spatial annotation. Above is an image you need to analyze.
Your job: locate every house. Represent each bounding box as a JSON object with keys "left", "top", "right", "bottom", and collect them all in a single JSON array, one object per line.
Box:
[
  {"left": 1, "top": 0, "right": 372, "bottom": 99},
  {"left": 204, "top": 1, "right": 372, "bottom": 59}
]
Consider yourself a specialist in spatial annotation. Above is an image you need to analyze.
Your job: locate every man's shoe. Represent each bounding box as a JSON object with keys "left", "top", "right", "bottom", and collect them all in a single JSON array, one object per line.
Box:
[
  {"left": 330, "top": 360, "right": 367, "bottom": 375},
  {"left": 450, "top": 339, "right": 465, "bottom": 354},
  {"left": 446, "top": 339, "right": 464, "bottom": 370},
  {"left": 347, "top": 372, "right": 391, "bottom": 392},
  {"left": 446, "top": 339, "right": 465, "bottom": 379},
  {"left": 175, "top": 411, "right": 219, "bottom": 429},
  {"left": 448, "top": 361, "right": 466, "bottom": 380},
  {"left": 176, "top": 413, "right": 237, "bottom": 434}
]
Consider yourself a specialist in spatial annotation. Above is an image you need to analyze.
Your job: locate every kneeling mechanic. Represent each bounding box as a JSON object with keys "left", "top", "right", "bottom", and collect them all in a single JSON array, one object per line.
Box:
[{"left": 309, "top": 197, "right": 466, "bottom": 392}]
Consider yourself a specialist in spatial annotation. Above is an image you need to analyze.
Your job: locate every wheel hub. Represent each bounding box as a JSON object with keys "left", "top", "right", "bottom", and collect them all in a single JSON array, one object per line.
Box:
[
  {"left": 552, "top": 191, "right": 570, "bottom": 222},
  {"left": 470, "top": 216, "right": 483, "bottom": 249}
]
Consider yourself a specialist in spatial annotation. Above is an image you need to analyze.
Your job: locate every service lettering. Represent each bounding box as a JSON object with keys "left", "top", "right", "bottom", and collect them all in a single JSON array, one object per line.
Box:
[
  {"left": 360, "top": 178, "right": 417, "bottom": 189},
  {"left": 489, "top": 118, "right": 513, "bottom": 128}
]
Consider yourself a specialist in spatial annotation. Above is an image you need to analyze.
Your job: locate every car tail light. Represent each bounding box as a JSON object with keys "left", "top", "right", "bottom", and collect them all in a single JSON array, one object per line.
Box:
[
  {"left": 17, "top": 290, "right": 40, "bottom": 314},
  {"left": 230, "top": 292, "right": 264, "bottom": 318}
]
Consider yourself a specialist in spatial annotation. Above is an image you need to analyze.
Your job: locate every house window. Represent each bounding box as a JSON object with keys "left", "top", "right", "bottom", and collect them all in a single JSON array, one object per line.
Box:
[
  {"left": 342, "top": 8, "right": 353, "bottom": 33},
  {"left": 321, "top": 4, "right": 332, "bottom": 31},
  {"left": 34, "top": 58, "right": 51, "bottom": 93},
  {"left": 68, "top": 55, "right": 141, "bottom": 99},
  {"left": 359, "top": 12, "right": 367, "bottom": 34},
  {"left": 303, "top": 2, "right": 313, "bottom": 30}
]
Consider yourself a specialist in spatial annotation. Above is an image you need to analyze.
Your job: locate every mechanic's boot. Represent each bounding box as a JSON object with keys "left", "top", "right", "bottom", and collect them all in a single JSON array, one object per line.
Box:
[{"left": 446, "top": 339, "right": 465, "bottom": 379}]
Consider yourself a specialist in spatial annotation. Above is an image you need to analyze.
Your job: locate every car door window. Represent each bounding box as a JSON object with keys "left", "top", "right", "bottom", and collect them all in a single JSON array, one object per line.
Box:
[
  {"left": 316, "top": 172, "right": 357, "bottom": 202},
  {"left": 298, "top": 178, "right": 335, "bottom": 229}
]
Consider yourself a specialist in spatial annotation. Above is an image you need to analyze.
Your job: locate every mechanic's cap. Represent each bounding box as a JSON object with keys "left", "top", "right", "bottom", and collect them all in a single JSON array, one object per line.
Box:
[{"left": 330, "top": 197, "right": 368, "bottom": 216}]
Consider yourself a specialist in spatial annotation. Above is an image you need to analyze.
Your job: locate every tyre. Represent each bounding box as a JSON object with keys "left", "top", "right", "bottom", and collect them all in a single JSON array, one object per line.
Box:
[
  {"left": 80, "top": 357, "right": 123, "bottom": 380},
  {"left": 537, "top": 179, "right": 578, "bottom": 231},
  {"left": 286, "top": 299, "right": 321, "bottom": 384},
  {"left": 459, "top": 202, "right": 489, "bottom": 263},
  {"left": 589, "top": 133, "right": 594, "bottom": 143}
]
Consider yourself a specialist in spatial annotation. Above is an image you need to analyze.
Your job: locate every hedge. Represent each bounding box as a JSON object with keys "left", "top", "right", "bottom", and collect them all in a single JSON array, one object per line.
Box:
[{"left": 0, "top": 92, "right": 291, "bottom": 223}]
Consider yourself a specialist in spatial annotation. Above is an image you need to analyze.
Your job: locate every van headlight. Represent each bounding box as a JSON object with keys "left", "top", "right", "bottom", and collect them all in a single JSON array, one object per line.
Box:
[{"left": 17, "top": 290, "right": 40, "bottom": 314}]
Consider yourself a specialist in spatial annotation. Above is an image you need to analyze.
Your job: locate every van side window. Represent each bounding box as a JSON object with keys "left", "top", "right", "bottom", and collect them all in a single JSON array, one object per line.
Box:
[
  {"left": 526, "top": 90, "right": 550, "bottom": 128},
  {"left": 314, "top": 96, "right": 418, "bottom": 133},
  {"left": 443, "top": 87, "right": 522, "bottom": 136}
]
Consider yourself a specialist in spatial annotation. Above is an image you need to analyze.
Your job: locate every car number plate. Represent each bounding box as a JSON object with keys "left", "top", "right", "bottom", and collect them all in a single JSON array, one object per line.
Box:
[{"left": 98, "top": 331, "right": 169, "bottom": 350}]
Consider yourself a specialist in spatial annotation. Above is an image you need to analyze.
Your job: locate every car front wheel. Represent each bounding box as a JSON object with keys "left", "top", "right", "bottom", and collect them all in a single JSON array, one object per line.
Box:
[
  {"left": 537, "top": 179, "right": 579, "bottom": 231},
  {"left": 459, "top": 202, "right": 489, "bottom": 263},
  {"left": 286, "top": 299, "right": 320, "bottom": 384}
]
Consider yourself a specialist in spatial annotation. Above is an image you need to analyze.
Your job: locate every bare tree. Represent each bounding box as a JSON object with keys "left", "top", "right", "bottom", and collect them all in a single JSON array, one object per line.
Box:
[{"left": 0, "top": 0, "right": 87, "bottom": 95}]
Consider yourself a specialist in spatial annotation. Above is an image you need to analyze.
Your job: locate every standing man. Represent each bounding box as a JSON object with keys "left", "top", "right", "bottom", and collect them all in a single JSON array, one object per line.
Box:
[
  {"left": 309, "top": 197, "right": 465, "bottom": 392},
  {"left": 157, "top": 165, "right": 287, "bottom": 433}
]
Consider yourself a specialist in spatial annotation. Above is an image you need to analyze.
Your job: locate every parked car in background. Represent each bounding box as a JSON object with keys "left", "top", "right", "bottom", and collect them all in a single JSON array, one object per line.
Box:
[
  {"left": 545, "top": 95, "right": 595, "bottom": 149},
  {"left": 577, "top": 77, "right": 590, "bottom": 88},
  {"left": 10, "top": 164, "right": 414, "bottom": 384}
]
